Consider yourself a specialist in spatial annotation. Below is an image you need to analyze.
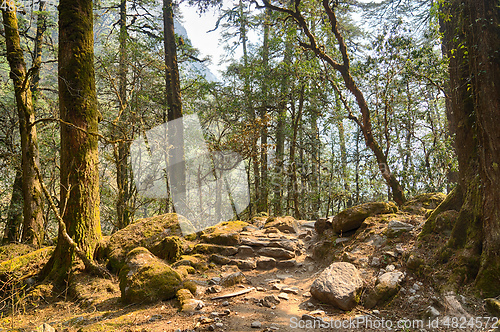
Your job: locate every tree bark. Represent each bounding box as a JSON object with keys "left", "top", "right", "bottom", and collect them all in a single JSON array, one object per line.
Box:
[
  {"left": 441, "top": 0, "right": 500, "bottom": 297},
  {"left": 3, "top": 168, "right": 23, "bottom": 243},
  {"left": 42, "top": 0, "right": 102, "bottom": 282},
  {"left": 115, "top": 0, "right": 132, "bottom": 229},
  {"left": 2, "top": 2, "right": 45, "bottom": 247},
  {"left": 163, "top": 0, "right": 187, "bottom": 215}
]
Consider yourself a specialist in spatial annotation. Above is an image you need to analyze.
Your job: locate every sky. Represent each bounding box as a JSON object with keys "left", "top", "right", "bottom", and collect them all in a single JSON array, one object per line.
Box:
[{"left": 179, "top": 0, "right": 260, "bottom": 79}]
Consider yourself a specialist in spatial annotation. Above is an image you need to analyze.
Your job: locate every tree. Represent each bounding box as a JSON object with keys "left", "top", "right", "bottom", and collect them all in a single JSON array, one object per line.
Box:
[
  {"left": 163, "top": 0, "right": 186, "bottom": 214},
  {"left": 42, "top": 0, "right": 102, "bottom": 282},
  {"left": 439, "top": 0, "right": 500, "bottom": 297},
  {"left": 263, "top": 0, "right": 407, "bottom": 206},
  {"left": 1, "top": 0, "right": 45, "bottom": 247}
]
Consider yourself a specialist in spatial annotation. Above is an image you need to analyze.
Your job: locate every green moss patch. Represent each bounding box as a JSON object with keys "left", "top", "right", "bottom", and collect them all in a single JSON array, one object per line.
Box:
[
  {"left": 118, "top": 247, "right": 183, "bottom": 304},
  {"left": 105, "top": 213, "right": 186, "bottom": 272},
  {"left": 200, "top": 220, "right": 249, "bottom": 246}
]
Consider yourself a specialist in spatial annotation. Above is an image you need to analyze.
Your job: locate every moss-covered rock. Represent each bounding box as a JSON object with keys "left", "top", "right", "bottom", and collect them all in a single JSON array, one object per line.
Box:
[
  {"left": 118, "top": 247, "right": 182, "bottom": 304},
  {"left": 149, "top": 236, "right": 184, "bottom": 263},
  {"left": 402, "top": 193, "right": 446, "bottom": 215},
  {"left": 332, "top": 202, "right": 398, "bottom": 234},
  {"left": 0, "top": 243, "right": 36, "bottom": 262},
  {"left": 177, "top": 288, "right": 203, "bottom": 312},
  {"left": 200, "top": 220, "right": 249, "bottom": 246},
  {"left": 193, "top": 243, "right": 238, "bottom": 256},
  {"left": 264, "top": 216, "right": 299, "bottom": 234},
  {"left": 363, "top": 271, "right": 404, "bottom": 309},
  {"left": 105, "top": 213, "right": 186, "bottom": 272},
  {"left": 172, "top": 254, "right": 207, "bottom": 271},
  {"left": 0, "top": 246, "right": 54, "bottom": 283}
]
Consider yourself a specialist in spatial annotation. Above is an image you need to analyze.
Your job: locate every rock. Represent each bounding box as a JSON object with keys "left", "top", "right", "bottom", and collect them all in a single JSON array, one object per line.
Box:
[
  {"left": 201, "top": 220, "right": 250, "bottom": 246},
  {"left": 364, "top": 234, "right": 387, "bottom": 247},
  {"left": 177, "top": 288, "right": 203, "bottom": 312},
  {"left": 149, "top": 236, "right": 184, "bottom": 262},
  {"left": 315, "top": 217, "right": 332, "bottom": 233},
  {"left": 193, "top": 243, "right": 238, "bottom": 256},
  {"left": 269, "top": 239, "right": 299, "bottom": 252},
  {"left": 264, "top": 216, "right": 299, "bottom": 234},
  {"left": 257, "top": 247, "right": 295, "bottom": 260},
  {"left": 262, "top": 294, "right": 281, "bottom": 308},
  {"left": 119, "top": 247, "right": 183, "bottom": 304},
  {"left": 302, "top": 221, "right": 316, "bottom": 229},
  {"left": 401, "top": 192, "right": 446, "bottom": 215},
  {"left": 406, "top": 254, "right": 424, "bottom": 270},
  {"left": 221, "top": 271, "right": 247, "bottom": 287},
  {"left": 277, "top": 259, "right": 297, "bottom": 269},
  {"left": 264, "top": 227, "right": 280, "bottom": 234},
  {"left": 257, "top": 257, "right": 276, "bottom": 270},
  {"left": 371, "top": 257, "right": 381, "bottom": 266},
  {"left": 363, "top": 270, "right": 404, "bottom": 309},
  {"left": 423, "top": 306, "right": 440, "bottom": 319},
  {"left": 237, "top": 245, "right": 255, "bottom": 257},
  {"left": 0, "top": 247, "right": 54, "bottom": 283},
  {"left": 251, "top": 321, "right": 262, "bottom": 328},
  {"left": 278, "top": 292, "right": 289, "bottom": 300},
  {"left": 172, "top": 255, "right": 207, "bottom": 271},
  {"left": 35, "top": 323, "right": 56, "bottom": 332},
  {"left": 210, "top": 254, "right": 232, "bottom": 265},
  {"left": 105, "top": 213, "right": 185, "bottom": 272},
  {"left": 206, "top": 285, "right": 222, "bottom": 294},
  {"left": 234, "top": 259, "right": 256, "bottom": 270},
  {"left": 241, "top": 237, "right": 271, "bottom": 247},
  {"left": 332, "top": 202, "right": 398, "bottom": 233},
  {"left": 310, "top": 262, "right": 363, "bottom": 311},
  {"left": 281, "top": 287, "right": 299, "bottom": 295},
  {"left": 386, "top": 220, "right": 414, "bottom": 237}
]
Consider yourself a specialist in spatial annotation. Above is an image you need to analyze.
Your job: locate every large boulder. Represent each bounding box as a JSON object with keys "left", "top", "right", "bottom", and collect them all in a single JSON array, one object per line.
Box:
[
  {"left": 200, "top": 220, "right": 249, "bottom": 246},
  {"left": 332, "top": 202, "right": 398, "bottom": 234},
  {"left": 119, "top": 247, "right": 183, "bottom": 304},
  {"left": 105, "top": 213, "right": 186, "bottom": 272},
  {"left": 310, "top": 262, "right": 363, "bottom": 311},
  {"left": 402, "top": 192, "right": 446, "bottom": 215},
  {"left": 363, "top": 270, "right": 404, "bottom": 309}
]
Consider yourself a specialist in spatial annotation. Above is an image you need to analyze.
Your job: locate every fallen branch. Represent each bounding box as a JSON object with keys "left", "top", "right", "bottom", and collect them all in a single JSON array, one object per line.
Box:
[{"left": 211, "top": 287, "right": 255, "bottom": 300}]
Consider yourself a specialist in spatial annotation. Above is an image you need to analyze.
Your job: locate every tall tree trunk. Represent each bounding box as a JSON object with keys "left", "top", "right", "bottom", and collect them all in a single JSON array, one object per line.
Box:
[
  {"left": 288, "top": 84, "right": 304, "bottom": 219},
  {"left": 2, "top": 2, "right": 45, "bottom": 248},
  {"left": 31, "top": 1, "right": 47, "bottom": 93},
  {"left": 3, "top": 168, "right": 23, "bottom": 243},
  {"left": 273, "top": 38, "right": 291, "bottom": 216},
  {"left": 42, "top": 0, "right": 101, "bottom": 282},
  {"left": 163, "top": 0, "right": 186, "bottom": 215},
  {"left": 440, "top": 0, "right": 500, "bottom": 297},
  {"left": 258, "top": 8, "right": 270, "bottom": 213},
  {"left": 115, "top": 0, "right": 132, "bottom": 229},
  {"left": 310, "top": 109, "right": 320, "bottom": 219},
  {"left": 337, "top": 119, "right": 350, "bottom": 207}
]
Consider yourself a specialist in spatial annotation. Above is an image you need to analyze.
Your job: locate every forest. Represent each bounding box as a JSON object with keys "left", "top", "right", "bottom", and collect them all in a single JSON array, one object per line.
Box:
[{"left": 0, "top": 0, "right": 499, "bottom": 331}]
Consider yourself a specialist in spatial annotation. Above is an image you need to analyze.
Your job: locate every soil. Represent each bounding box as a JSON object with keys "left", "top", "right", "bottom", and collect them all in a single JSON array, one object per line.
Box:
[{"left": 1, "top": 213, "right": 498, "bottom": 332}]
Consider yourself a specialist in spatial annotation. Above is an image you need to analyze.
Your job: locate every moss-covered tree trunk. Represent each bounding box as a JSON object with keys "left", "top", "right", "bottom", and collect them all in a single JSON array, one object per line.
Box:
[
  {"left": 2, "top": 2, "right": 45, "bottom": 248},
  {"left": 3, "top": 168, "right": 23, "bottom": 243},
  {"left": 163, "top": 0, "right": 187, "bottom": 214},
  {"left": 441, "top": 0, "right": 500, "bottom": 297},
  {"left": 43, "top": 0, "right": 102, "bottom": 282}
]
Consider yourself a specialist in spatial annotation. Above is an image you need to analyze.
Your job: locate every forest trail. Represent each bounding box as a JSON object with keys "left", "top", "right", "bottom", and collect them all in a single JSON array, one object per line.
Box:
[{"left": 0, "top": 207, "right": 497, "bottom": 332}]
